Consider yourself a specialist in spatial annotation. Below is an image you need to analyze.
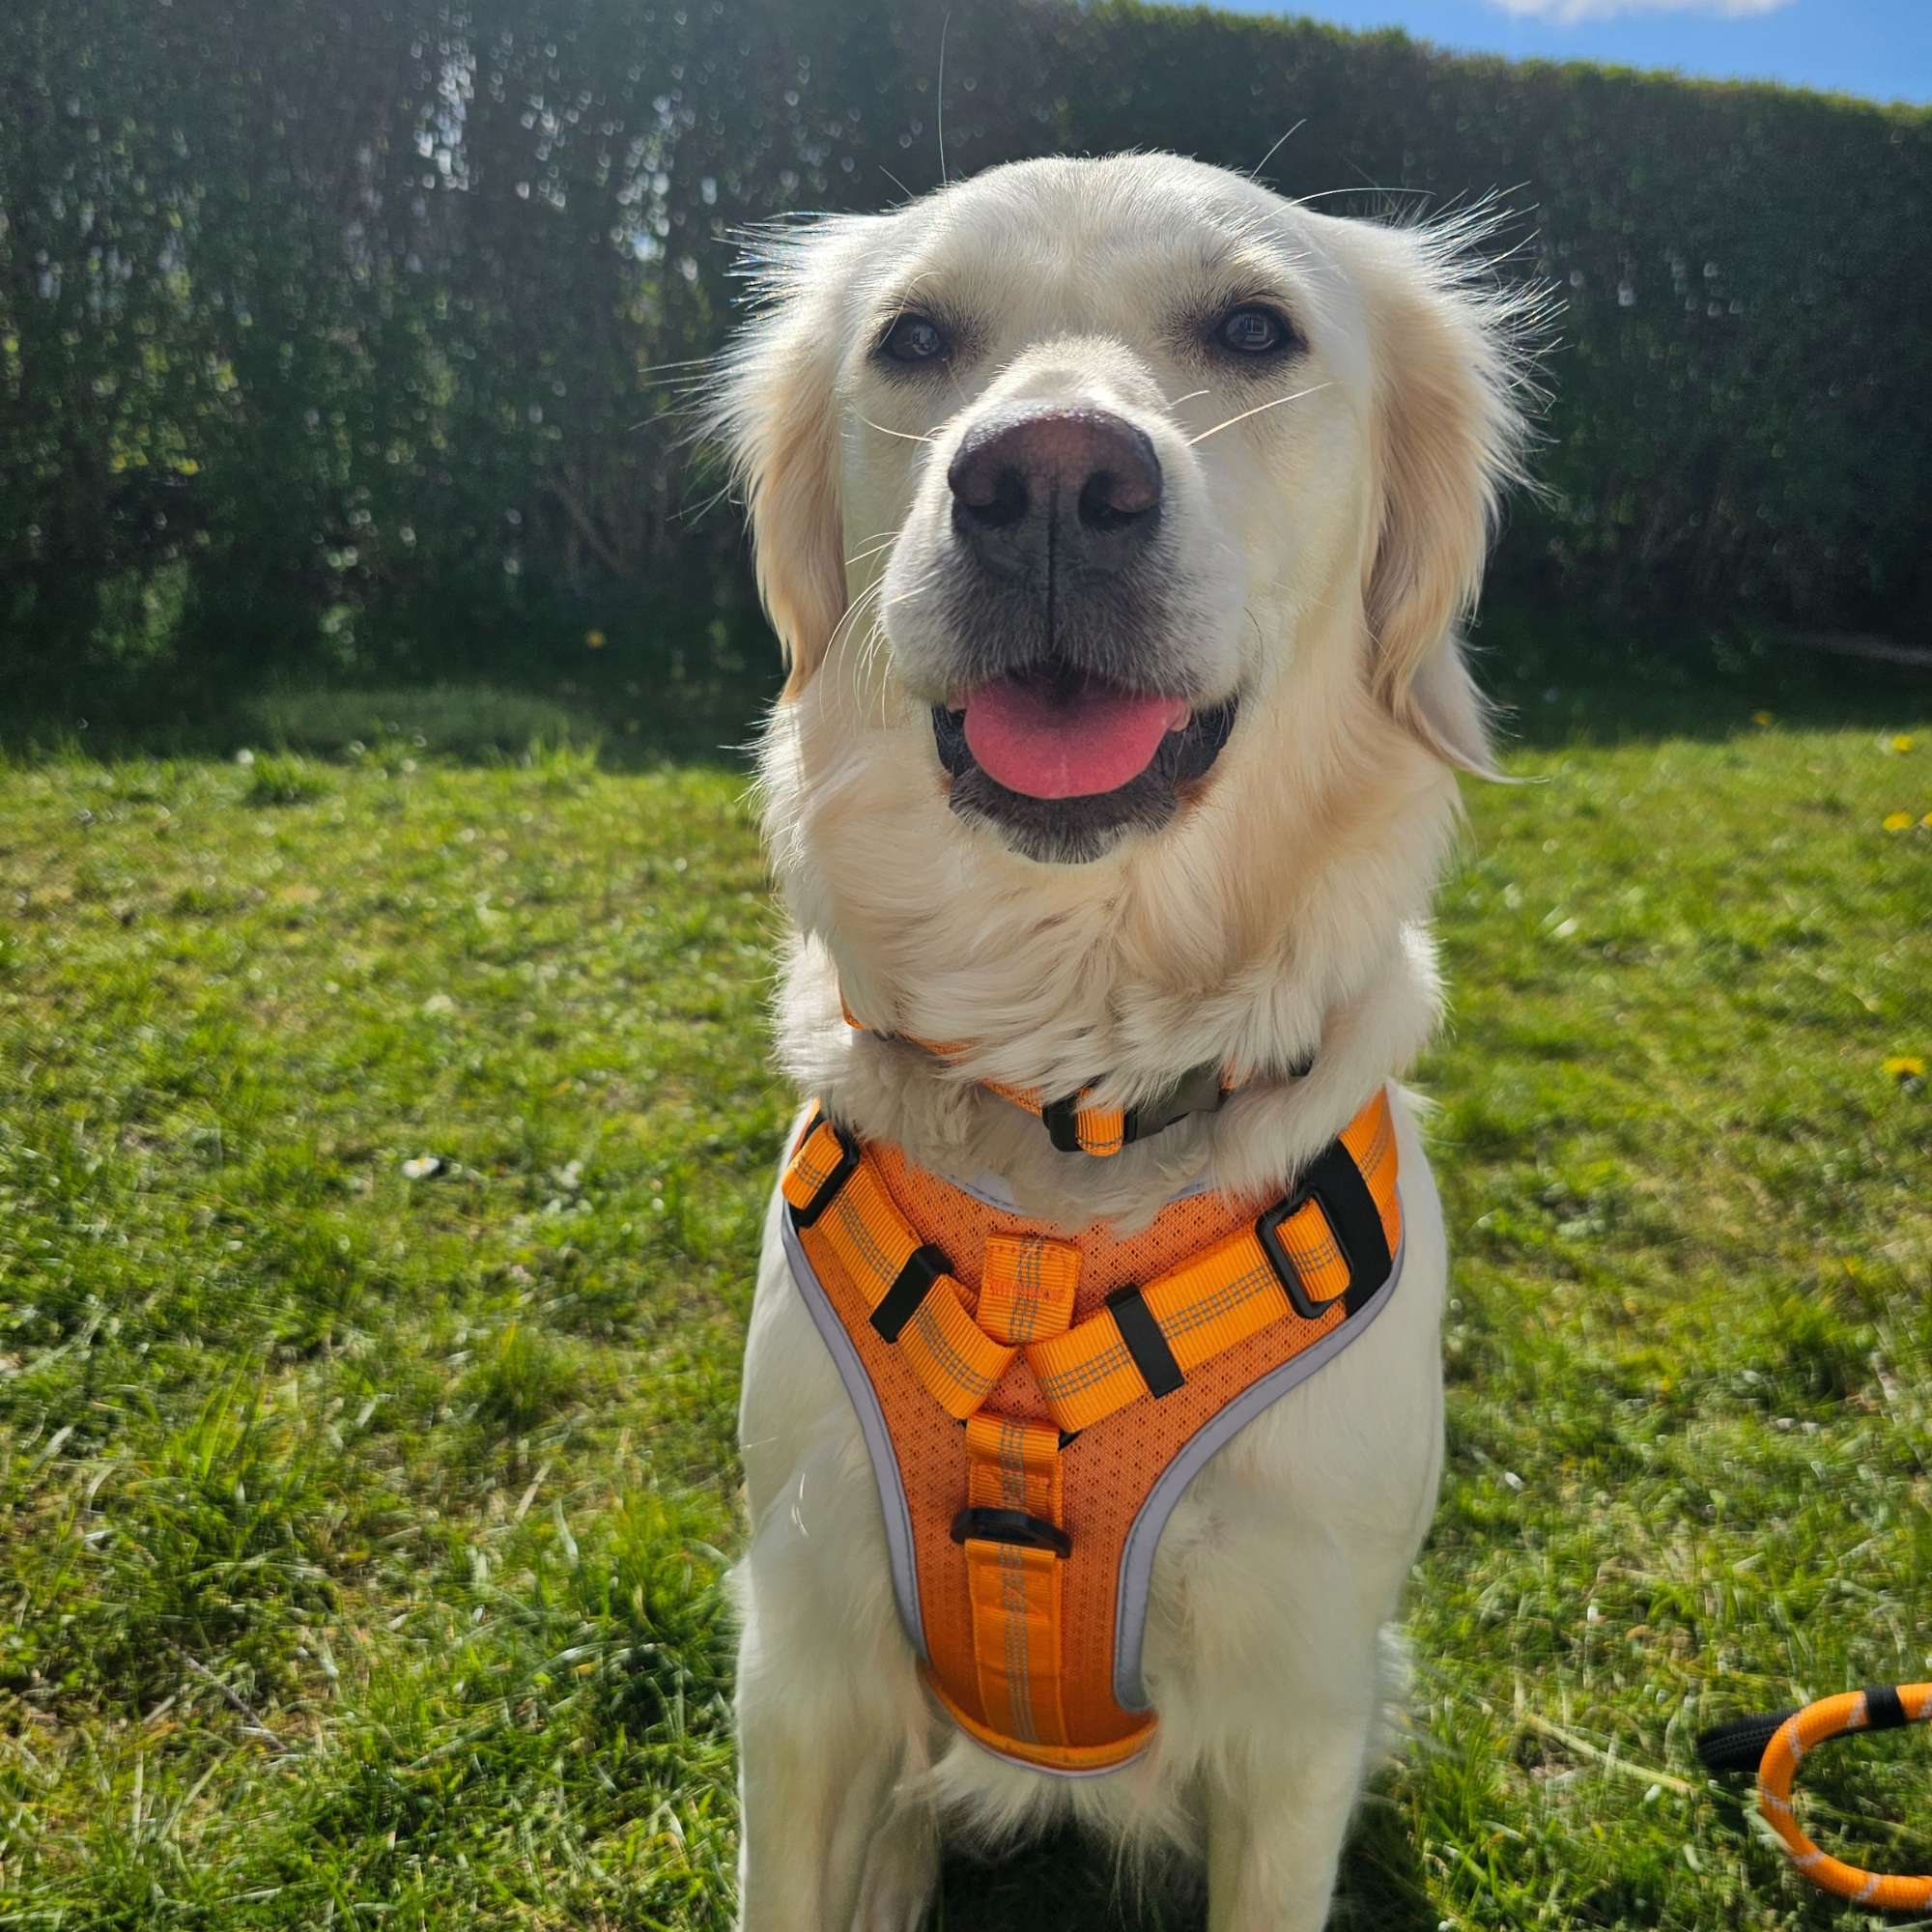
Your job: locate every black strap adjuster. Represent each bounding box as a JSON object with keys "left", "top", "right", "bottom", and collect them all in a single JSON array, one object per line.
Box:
[
  {"left": 1039, "top": 1092, "right": 1087, "bottom": 1153},
  {"left": 1255, "top": 1137, "right": 1393, "bottom": 1321},
  {"left": 870, "top": 1242, "right": 951, "bottom": 1343},
  {"left": 1106, "top": 1285, "right": 1183, "bottom": 1398},
  {"left": 787, "top": 1113, "right": 861, "bottom": 1229},
  {"left": 950, "top": 1507, "right": 1072, "bottom": 1559}
]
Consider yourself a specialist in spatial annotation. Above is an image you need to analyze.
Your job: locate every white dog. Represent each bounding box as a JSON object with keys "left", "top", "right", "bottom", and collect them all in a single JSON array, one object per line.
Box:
[{"left": 711, "top": 153, "right": 1534, "bottom": 1930}]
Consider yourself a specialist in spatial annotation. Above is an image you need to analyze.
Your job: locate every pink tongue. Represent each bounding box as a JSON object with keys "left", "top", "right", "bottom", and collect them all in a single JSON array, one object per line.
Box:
[{"left": 961, "top": 676, "right": 1189, "bottom": 800}]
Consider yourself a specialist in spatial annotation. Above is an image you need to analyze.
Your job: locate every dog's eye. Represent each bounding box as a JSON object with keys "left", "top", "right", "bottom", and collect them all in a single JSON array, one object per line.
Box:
[
  {"left": 1213, "top": 306, "right": 1294, "bottom": 356},
  {"left": 880, "top": 313, "right": 949, "bottom": 364}
]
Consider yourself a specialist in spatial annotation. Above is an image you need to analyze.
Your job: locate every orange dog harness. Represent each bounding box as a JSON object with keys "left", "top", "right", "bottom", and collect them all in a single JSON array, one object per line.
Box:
[{"left": 780, "top": 1087, "right": 1403, "bottom": 1774}]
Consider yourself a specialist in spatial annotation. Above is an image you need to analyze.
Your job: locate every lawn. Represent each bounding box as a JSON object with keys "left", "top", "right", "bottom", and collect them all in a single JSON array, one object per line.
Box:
[{"left": 0, "top": 654, "right": 1927, "bottom": 1930}]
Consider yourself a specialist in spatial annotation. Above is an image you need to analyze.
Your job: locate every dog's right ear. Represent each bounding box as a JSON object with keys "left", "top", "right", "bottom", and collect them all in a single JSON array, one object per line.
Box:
[{"left": 709, "top": 221, "right": 863, "bottom": 698}]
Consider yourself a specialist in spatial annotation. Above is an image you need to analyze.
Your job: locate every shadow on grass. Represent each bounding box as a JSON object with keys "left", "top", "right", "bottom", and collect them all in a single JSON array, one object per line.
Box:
[
  {"left": 3, "top": 611, "right": 1924, "bottom": 776},
  {"left": 932, "top": 1785, "right": 1435, "bottom": 1932},
  {"left": 1476, "top": 610, "right": 1927, "bottom": 752},
  {"left": 0, "top": 670, "right": 777, "bottom": 774}
]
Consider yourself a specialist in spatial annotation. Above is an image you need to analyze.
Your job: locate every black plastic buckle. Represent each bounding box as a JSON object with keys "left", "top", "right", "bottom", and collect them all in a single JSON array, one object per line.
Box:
[
  {"left": 1124, "top": 1061, "right": 1224, "bottom": 1148},
  {"left": 1042, "top": 1060, "right": 1227, "bottom": 1156},
  {"left": 787, "top": 1115, "right": 861, "bottom": 1229},
  {"left": 1254, "top": 1139, "right": 1393, "bottom": 1321},
  {"left": 950, "top": 1507, "right": 1072, "bottom": 1559}
]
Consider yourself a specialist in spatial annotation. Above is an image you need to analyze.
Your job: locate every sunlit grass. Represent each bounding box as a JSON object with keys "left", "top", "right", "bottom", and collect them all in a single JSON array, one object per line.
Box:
[{"left": 0, "top": 679, "right": 1925, "bottom": 1929}]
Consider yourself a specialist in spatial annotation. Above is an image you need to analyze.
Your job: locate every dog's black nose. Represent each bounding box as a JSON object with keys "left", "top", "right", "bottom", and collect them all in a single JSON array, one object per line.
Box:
[{"left": 948, "top": 408, "right": 1162, "bottom": 581}]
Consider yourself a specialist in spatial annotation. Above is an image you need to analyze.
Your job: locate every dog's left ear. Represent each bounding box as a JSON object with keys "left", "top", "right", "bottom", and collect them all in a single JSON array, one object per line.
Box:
[
  {"left": 710, "top": 219, "right": 867, "bottom": 698},
  {"left": 1354, "top": 220, "right": 1537, "bottom": 777}
]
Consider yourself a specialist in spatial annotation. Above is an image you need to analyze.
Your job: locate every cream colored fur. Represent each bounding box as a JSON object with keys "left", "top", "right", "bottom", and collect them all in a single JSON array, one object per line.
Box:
[{"left": 713, "top": 154, "right": 1534, "bottom": 1930}]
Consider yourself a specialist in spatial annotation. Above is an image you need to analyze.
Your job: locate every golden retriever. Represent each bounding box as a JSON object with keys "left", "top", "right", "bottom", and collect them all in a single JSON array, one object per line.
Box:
[{"left": 711, "top": 152, "right": 1535, "bottom": 1930}]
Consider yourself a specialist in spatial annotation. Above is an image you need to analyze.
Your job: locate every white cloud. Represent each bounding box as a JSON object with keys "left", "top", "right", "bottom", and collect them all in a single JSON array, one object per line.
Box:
[{"left": 1487, "top": 0, "right": 1794, "bottom": 21}]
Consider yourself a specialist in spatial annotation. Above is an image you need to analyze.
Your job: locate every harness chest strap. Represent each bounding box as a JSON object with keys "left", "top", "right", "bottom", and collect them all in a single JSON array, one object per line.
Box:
[{"left": 780, "top": 1087, "right": 1404, "bottom": 1775}]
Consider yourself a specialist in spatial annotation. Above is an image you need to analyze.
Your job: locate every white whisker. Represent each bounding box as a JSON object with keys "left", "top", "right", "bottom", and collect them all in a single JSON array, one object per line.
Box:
[
  {"left": 1249, "top": 119, "right": 1306, "bottom": 184},
  {"left": 858, "top": 414, "right": 938, "bottom": 446},
  {"left": 1187, "top": 383, "right": 1333, "bottom": 445}
]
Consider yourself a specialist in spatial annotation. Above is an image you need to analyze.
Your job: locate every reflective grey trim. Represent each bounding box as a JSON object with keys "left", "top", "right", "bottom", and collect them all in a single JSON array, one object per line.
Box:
[
  {"left": 1110, "top": 1235, "right": 1406, "bottom": 1711},
  {"left": 780, "top": 1213, "right": 927, "bottom": 1663},
  {"left": 949, "top": 1722, "right": 1151, "bottom": 1778},
  {"left": 936, "top": 1163, "right": 1219, "bottom": 1216}
]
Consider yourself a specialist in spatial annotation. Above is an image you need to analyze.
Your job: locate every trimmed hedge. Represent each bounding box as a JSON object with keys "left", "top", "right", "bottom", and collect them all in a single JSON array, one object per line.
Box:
[{"left": 2, "top": 0, "right": 1926, "bottom": 705}]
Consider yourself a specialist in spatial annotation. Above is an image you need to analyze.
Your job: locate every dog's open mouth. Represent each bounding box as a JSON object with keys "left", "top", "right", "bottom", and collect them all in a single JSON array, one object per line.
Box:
[{"left": 931, "top": 661, "right": 1237, "bottom": 864}]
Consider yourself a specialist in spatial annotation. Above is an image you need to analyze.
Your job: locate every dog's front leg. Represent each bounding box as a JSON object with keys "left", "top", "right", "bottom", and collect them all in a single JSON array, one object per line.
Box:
[
  {"left": 734, "top": 1522, "right": 940, "bottom": 1930},
  {"left": 1199, "top": 1627, "right": 1385, "bottom": 1932},
  {"left": 735, "top": 1682, "right": 902, "bottom": 1930},
  {"left": 735, "top": 1202, "right": 939, "bottom": 1930}
]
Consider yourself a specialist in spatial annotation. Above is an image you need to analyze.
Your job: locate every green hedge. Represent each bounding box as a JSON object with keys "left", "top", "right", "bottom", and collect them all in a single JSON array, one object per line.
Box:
[{"left": 2, "top": 0, "right": 1926, "bottom": 708}]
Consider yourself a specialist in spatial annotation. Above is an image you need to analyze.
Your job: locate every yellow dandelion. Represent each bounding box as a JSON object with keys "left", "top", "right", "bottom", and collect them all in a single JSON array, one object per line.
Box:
[
  {"left": 1750, "top": 710, "right": 1774, "bottom": 726},
  {"left": 1892, "top": 734, "right": 1916, "bottom": 753},
  {"left": 1882, "top": 810, "right": 1913, "bottom": 832},
  {"left": 1884, "top": 1056, "right": 1925, "bottom": 1082},
  {"left": 584, "top": 628, "right": 607, "bottom": 649},
  {"left": 1922, "top": 812, "right": 1932, "bottom": 829}
]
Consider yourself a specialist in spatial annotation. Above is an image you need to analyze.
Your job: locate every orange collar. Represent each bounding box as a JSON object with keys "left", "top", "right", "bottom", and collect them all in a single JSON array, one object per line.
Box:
[{"left": 841, "top": 997, "right": 1313, "bottom": 1157}]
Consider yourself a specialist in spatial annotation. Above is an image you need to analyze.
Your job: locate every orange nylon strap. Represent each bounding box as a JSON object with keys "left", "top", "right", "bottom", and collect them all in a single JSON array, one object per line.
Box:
[
  {"left": 977, "top": 1234, "right": 1081, "bottom": 1345},
  {"left": 781, "top": 1094, "right": 1399, "bottom": 1434},
  {"left": 781, "top": 1118, "right": 1015, "bottom": 1419},
  {"left": 961, "top": 1414, "right": 1069, "bottom": 1748},
  {"left": 1029, "top": 1090, "right": 1401, "bottom": 1433},
  {"left": 1757, "top": 1685, "right": 1932, "bottom": 1912}
]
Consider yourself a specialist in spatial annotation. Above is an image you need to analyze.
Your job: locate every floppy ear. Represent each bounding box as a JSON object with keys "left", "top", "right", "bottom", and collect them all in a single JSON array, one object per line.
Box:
[
  {"left": 1355, "top": 218, "right": 1537, "bottom": 776},
  {"left": 709, "top": 222, "right": 860, "bottom": 697}
]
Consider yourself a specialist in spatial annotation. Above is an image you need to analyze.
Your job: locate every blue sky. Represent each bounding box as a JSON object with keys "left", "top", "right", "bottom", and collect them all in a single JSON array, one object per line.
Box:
[{"left": 1213, "top": 0, "right": 1930, "bottom": 103}]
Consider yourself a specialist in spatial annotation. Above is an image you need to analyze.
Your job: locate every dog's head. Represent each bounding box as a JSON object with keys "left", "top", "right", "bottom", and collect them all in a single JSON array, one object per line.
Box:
[{"left": 713, "top": 155, "right": 1532, "bottom": 871}]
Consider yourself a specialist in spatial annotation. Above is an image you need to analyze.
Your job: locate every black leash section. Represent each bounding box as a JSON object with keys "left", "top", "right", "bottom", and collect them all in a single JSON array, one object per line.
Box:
[{"left": 1693, "top": 1706, "right": 1801, "bottom": 1776}]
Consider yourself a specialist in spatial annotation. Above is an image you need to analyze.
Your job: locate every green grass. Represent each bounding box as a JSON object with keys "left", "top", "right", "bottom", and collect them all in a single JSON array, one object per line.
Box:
[{"left": 0, "top": 669, "right": 1926, "bottom": 1930}]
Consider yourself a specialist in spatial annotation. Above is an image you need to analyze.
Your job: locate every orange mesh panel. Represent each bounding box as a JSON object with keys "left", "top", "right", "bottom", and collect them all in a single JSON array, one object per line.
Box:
[
  {"left": 1757, "top": 1686, "right": 1932, "bottom": 1911},
  {"left": 785, "top": 1091, "right": 1402, "bottom": 1771},
  {"left": 978, "top": 1236, "right": 1080, "bottom": 1345}
]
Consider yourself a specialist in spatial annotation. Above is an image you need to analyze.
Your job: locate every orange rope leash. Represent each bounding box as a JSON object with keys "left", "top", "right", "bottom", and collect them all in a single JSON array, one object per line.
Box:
[{"left": 1698, "top": 1684, "right": 1932, "bottom": 1913}]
